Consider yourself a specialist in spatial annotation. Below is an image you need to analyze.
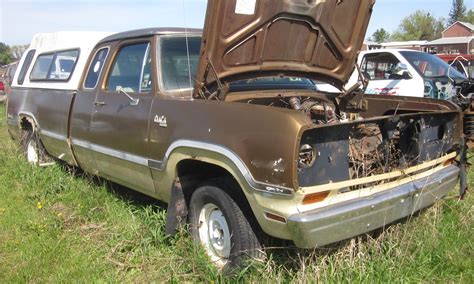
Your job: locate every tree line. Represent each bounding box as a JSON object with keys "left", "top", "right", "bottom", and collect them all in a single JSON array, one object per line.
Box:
[
  {"left": 370, "top": 0, "right": 473, "bottom": 43},
  {"left": 0, "top": 43, "right": 29, "bottom": 66}
]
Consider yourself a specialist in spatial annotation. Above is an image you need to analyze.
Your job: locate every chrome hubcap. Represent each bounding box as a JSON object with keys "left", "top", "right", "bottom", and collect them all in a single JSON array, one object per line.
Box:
[{"left": 198, "top": 203, "right": 231, "bottom": 267}]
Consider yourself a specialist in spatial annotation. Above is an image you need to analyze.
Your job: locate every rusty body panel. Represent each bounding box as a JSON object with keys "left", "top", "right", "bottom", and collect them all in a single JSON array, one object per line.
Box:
[
  {"left": 5, "top": 0, "right": 465, "bottom": 254},
  {"left": 6, "top": 87, "right": 77, "bottom": 164}
]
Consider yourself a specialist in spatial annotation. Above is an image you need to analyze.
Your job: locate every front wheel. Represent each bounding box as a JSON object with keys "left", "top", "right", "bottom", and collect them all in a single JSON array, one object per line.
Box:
[{"left": 188, "top": 185, "right": 263, "bottom": 273}]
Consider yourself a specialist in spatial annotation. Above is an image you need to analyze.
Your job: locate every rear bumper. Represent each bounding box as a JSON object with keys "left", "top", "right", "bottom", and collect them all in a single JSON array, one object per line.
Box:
[{"left": 287, "top": 165, "right": 459, "bottom": 248}]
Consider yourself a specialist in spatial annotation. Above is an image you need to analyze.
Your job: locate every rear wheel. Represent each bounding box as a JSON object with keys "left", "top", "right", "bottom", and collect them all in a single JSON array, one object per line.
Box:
[
  {"left": 21, "top": 130, "right": 48, "bottom": 165},
  {"left": 188, "top": 184, "right": 263, "bottom": 273}
]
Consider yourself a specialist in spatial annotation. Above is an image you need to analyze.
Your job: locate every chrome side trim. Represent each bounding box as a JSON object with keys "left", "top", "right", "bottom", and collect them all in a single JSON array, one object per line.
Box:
[
  {"left": 71, "top": 138, "right": 148, "bottom": 166},
  {"left": 72, "top": 138, "right": 293, "bottom": 195},
  {"left": 41, "top": 130, "right": 67, "bottom": 142}
]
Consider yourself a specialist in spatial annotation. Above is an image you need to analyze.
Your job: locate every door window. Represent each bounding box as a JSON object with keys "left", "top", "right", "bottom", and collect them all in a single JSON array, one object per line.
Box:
[
  {"left": 84, "top": 47, "right": 109, "bottom": 89},
  {"left": 361, "top": 53, "right": 402, "bottom": 80},
  {"left": 106, "top": 42, "right": 150, "bottom": 93}
]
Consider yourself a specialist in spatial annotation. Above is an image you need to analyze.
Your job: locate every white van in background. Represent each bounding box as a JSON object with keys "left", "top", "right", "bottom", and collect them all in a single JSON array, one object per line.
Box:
[
  {"left": 346, "top": 49, "right": 474, "bottom": 145},
  {"left": 346, "top": 49, "right": 469, "bottom": 100}
]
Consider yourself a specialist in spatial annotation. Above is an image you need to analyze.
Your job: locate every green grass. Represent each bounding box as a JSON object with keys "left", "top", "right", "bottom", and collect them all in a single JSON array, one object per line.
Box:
[{"left": 0, "top": 104, "right": 473, "bottom": 282}]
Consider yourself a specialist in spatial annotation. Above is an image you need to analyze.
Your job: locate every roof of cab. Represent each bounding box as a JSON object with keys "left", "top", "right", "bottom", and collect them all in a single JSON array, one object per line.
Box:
[{"left": 99, "top": 27, "right": 203, "bottom": 44}]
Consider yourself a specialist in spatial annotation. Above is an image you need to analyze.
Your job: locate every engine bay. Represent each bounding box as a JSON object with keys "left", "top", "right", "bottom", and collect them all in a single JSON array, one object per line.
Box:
[
  {"left": 231, "top": 91, "right": 460, "bottom": 190},
  {"left": 235, "top": 94, "right": 341, "bottom": 125}
]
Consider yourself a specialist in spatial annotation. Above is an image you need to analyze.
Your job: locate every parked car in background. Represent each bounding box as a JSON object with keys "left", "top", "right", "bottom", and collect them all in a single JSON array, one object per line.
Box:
[
  {"left": 6, "top": 0, "right": 468, "bottom": 273},
  {"left": 2, "top": 62, "right": 19, "bottom": 102},
  {"left": 347, "top": 49, "right": 469, "bottom": 99},
  {"left": 3, "top": 62, "right": 18, "bottom": 86},
  {"left": 0, "top": 80, "right": 4, "bottom": 101}
]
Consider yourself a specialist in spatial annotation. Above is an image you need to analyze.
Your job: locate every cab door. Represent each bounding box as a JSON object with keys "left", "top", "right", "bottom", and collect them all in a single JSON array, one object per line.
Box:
[
  {"left": 88, "top": 38, "right": 156, "bottom": 194},
  {"left": 359, "top": 52, "right": 422, "bottom": 97},
  {"left": 71, "top": 45, "right": 111, "bottom": 173}
]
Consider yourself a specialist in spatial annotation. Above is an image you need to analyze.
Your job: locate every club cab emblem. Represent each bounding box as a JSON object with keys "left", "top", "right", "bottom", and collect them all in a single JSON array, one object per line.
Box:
[{"left": 154, "top": 115, "right": 167, "bottom": 127}]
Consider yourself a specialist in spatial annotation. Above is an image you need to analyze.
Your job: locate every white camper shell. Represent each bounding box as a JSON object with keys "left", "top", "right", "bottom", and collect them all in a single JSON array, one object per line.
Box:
[{"left": 12, "top": 31, "right": 112, "bottom": 90}]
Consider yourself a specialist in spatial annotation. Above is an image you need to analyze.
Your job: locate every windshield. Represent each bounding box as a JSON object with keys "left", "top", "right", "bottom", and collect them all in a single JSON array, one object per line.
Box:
[
  {"left": 229, "top": 77, "right": 316, "bottom": 92},
  {"left": 400, "top": 51, "right": 466, "bottom": 80},
  {"left": 160, "top": 36, "right": 317, "bottom": 92}
]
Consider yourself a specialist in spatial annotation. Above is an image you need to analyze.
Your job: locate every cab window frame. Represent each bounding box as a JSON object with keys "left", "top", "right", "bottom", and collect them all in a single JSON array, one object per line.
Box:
[
  {"left": 360, "top": 52, "right": 403, "bottom": 81},
  {"left": 83, "top": 46, "right": 110, "bottom": 90},
  {"left": 103, "top": 40, "right": 152, "bottom": 94},
  {"left": 17, "top": 49, "right": 36, "bottom": 85},
  {"left": 157, "top": 34, "right": 202, "bottom": 94}
]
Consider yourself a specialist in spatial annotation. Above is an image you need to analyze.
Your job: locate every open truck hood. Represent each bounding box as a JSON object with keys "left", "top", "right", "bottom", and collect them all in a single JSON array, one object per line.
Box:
[{"left": 194, "top": 0, "right": 375, "bottom": 97}]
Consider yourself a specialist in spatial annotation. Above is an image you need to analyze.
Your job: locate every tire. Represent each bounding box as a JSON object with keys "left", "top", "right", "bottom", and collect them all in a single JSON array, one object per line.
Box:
[
  {"left": 188, "top": 184, "right": 263, "bottom": 273},
  {"left": 20, "top": 130, "right": 48, "bottom": 165}
]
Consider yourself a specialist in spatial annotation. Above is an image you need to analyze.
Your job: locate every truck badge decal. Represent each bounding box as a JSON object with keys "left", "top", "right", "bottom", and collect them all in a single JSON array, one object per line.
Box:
[{"left": 154, "top": 115, "right": 167, "bottom": 128}]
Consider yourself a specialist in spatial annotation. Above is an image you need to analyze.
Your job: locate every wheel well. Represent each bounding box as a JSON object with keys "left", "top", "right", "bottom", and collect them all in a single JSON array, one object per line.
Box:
[
  {"left": 176, "top": 159, "right": 263, "bottom": 233},
  {"left": 19, "top": 116, "right": 35, "bottom": 132}
]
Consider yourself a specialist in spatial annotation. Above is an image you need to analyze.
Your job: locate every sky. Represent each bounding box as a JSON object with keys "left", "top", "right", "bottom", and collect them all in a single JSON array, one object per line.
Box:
[{"left": 0, "top": 0, "right": 473, "bottom": 46}]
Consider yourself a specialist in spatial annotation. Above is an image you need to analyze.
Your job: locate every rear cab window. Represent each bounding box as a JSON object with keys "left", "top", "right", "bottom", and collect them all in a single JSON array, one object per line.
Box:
[{"left": 30, "top": 49, "right": 80, "bottom": 81}]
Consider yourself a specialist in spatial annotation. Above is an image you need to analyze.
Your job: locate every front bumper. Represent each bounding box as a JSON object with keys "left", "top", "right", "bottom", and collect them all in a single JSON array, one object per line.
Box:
[{"left": 287, "top": 165, "right": 459, "bottom": 248}]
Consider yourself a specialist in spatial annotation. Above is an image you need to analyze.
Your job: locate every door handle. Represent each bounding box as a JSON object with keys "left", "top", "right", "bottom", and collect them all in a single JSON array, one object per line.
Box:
[{"left": 94, "top": 101, "right": 106, "bottom": 106}]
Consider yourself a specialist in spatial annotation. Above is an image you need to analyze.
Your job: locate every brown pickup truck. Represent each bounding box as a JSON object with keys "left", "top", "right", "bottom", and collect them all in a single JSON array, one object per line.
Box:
[{"left": 6, "top": 0, "right": 467, "bottom": 272}]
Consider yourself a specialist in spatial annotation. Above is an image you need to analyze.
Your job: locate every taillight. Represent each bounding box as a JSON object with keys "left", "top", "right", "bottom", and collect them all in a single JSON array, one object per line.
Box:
[{"left": 0, "top": 82, "right": 4, "bottom": 92}]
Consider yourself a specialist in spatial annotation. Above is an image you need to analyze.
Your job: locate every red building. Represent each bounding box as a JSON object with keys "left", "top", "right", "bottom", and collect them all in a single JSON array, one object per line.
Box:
[
  {"left": 423, "top": 21, "right": 474, "bottom": 54},
  {"left": 442, "top": 21, "right": 474, "bottom": 38}
]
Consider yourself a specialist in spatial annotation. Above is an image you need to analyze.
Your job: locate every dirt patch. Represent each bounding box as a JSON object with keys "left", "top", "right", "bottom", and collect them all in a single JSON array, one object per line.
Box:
[{"left": 48, "top": 202, "right": 107, "bottom": 238}]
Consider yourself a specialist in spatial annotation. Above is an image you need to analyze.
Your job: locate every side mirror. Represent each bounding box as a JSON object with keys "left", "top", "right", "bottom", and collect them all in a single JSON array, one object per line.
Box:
[
  {"left": 392, "top": 63, "right": 412, "bottom": 80},
  {"left": 394, "top": 63, "right": 409, "bottom": 73},
  {"left": 116, "top": 86, "right": 139, "bottom": 106}
]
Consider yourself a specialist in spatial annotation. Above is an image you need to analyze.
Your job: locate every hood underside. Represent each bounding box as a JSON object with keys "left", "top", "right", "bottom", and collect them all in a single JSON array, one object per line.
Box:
[{"left": 194, "top": 0, "right": 375, "bottom": 96}]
